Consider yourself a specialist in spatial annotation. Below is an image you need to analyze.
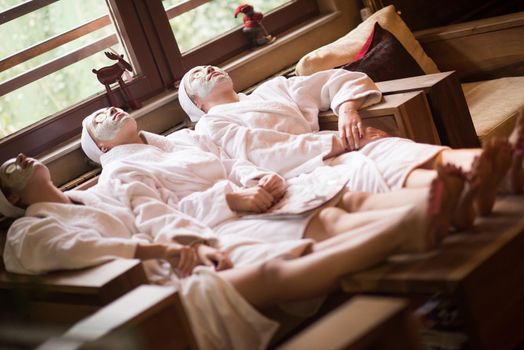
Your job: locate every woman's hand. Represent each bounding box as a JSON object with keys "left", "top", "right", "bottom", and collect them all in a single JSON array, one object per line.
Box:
[
  {"left": 196, "top": 244, "right": 234, "bottom": 271},
  {"left": 164, "top": 243, "right": 199, "bottom": 278},
  {"left": 338, "top": 100, "right": 364, "bottom": 151},
  {"left": 135, "top": 242, "right": 199, "bottom": 278},
  {"left": 258, "top": 174, "right": 287, "bottom": 203},
  {"left": 226, "top": 186, "right": 274, "bottom": 213}
]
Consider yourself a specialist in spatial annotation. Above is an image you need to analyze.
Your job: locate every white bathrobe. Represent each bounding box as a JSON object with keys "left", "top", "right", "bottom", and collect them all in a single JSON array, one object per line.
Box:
[
  {"left": 2, "top": 184, "right": 278, "bottom": 350},
  {"left": 196, "top": 69, "right": 447, "bottom": 192},
  {"left": 98, "top": 129, "right": 325, "bottom": 248}
]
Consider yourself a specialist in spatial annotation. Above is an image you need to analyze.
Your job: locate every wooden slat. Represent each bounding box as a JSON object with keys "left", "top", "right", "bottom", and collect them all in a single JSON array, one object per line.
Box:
[
  {"left": 0, "top": 15, "right": 111, "bottom": 73},
  {"left": 0, "top": 34, "right": 117, "bottom": 97},
  {"left": 165, "top": 0, "right": 211, "bottom": 19},
  {"left": 0, "top": 0, "right": 59, "bottom": 25}
]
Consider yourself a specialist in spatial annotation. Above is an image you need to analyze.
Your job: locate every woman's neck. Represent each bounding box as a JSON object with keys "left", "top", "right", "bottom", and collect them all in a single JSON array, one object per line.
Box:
[
  {"left": 205, "top": 90, "right": 240, "bottom": 111},
  {"left": 26, "top": 182, "right": 72, "bottom": 206}
]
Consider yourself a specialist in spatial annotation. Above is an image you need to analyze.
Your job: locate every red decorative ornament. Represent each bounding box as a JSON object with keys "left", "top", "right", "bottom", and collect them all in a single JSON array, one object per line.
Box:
[
  {"left": 234, "top": 4, "right": 275, "bottom": 47},
  {"left": 92, "top": 52, "right": 142, "bottom": 110}
]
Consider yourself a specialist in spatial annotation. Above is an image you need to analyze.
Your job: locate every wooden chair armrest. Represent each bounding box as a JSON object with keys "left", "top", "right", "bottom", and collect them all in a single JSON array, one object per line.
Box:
[
  {"left": 319, "top": 92, "right": 440, "bottom": 145},
  {"left": 374, "top": 72, "right": 478, "bottom": 147},
  {"left": 39, "top": 285, "right": 198, "bottom": 350},
  {"left": 278, "top": 296, "right": 422, "bottom": 350},
  {"left": 1, "top": 259, "right": 148, "bottom": 324}
]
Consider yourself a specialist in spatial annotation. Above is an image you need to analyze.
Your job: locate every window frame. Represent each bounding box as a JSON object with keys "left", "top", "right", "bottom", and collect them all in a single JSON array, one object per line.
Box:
[
  {"left": 0, "top": 0, "right": 319, "bottom": 164},
  {"left": 143, "top": 0, "right": 319, "bottom": 79}
]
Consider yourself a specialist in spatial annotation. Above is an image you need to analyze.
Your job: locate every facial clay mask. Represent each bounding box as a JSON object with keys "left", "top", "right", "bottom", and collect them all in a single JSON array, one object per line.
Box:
[
  {"left": 187, "top": 66, "right": 230, "bottom": 100},
  {"left": 0, "top": 157, "right": 39, "bottom": 192},
  {"left": 90, "top": 108, "right": 131, "bottom": 141}
]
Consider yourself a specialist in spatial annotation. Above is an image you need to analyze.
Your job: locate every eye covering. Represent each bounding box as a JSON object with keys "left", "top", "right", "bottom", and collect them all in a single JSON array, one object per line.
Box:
[{"left": 178, "top": 72, "right": 205, "bottom": 123}]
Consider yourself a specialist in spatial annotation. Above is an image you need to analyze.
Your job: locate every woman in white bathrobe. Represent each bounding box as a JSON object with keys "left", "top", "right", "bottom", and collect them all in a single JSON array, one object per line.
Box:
[
  {"left": 81, "top": 106, "right": 463, "bottom": 254},
  {"left": 180, "top": 66, "right": 522, "bottom": 227},
  {"left": 1, "top": 154, "right": 443, "bottom": 350}
]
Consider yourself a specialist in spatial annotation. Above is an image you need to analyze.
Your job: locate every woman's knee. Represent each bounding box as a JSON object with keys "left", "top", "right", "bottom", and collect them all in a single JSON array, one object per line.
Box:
[
  {"left": 257, "top": 258, "right": 287, "bottom": 285},
  {"left": 340, "top": 191, "right": 371, "bottom": 211}
]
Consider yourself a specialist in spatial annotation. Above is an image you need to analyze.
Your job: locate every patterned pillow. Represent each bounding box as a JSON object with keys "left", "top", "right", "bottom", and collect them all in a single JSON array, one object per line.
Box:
[
  {"left": 341, "top": 22, "right": 425, "bottom": 82},
  {"left": 295, "top": 5, "right": 439, "bottom": 76}
]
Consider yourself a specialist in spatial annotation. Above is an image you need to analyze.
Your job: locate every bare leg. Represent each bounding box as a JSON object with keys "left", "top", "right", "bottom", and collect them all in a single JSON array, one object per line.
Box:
[
  {"left": 220, "top": 213, "right": 407, "bottom": 308},
  {"left": 404, "top": 140, "right": 512, "bottom": 218},
  {"left": 404, "top": 169, "right": 438, "bottom": 188},
  {"left": 341, "top": 165, "right": 473, "bottom": 230},
  {"left": 323, "top": 187, "right": 447, "bottom": 253}
]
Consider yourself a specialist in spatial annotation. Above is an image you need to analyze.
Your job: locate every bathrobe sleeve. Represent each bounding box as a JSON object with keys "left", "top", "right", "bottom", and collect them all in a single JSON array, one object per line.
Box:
[
  {"left": 196, "top": 115, "right": 335, "bottom": 178},
  {"left": 132, "top": 195, "right": 219, "bottom": 246},
  {"left": 3, "top": 217, "right": 139, "bottom": 275},
  {"left": 114, "top": 179, "right": 219, "bottom": 245},
  {"left": 222, "top": 158, "right": 282, "bottom": 188},
  {"left": 177, "top": 180, "right": 239, "bottom": 227},
  {"left": 284, "top": 69, "right": 382, "bottom": 116}
]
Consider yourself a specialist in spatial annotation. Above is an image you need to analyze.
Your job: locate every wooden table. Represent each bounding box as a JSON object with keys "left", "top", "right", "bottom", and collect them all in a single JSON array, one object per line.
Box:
[
  {"left": 376, "top": 71, "right": 480, "bottom": 148},
  {"left": 341, "top": 195, "right": 524, "bottom": 350}
]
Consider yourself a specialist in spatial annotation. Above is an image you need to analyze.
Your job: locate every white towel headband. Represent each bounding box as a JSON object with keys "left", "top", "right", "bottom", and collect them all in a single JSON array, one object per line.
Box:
[
  {"left": 178, "top": 72, "right": 205, "bottom": 122},
  {"left": 0, "top": 189, "right": 24, "bottom": 218},
  {"left": 81, "top": 111, "right": 104, "bottom": 164}
]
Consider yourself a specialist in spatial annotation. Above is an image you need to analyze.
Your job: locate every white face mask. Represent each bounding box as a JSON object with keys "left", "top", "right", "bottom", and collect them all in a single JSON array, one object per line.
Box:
[
  {"left": 0, "top": 157, "right": 40, "bottom": 192},
  {"left": 187, "top": 66, "right": 231, "bottom": 100},
  {"left": 90, "top": 107, "right": 131, "bottom": 141}
]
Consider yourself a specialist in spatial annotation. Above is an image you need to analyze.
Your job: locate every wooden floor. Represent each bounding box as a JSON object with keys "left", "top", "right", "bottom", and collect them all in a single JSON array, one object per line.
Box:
[{"left": 341, "top": 195, "right": 524, "bottom": 350}]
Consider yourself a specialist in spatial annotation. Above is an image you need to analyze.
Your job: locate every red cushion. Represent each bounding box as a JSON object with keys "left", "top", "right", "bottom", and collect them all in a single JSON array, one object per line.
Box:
[{"left": 341, "top": 22, "right": 425, "bottom": 82}]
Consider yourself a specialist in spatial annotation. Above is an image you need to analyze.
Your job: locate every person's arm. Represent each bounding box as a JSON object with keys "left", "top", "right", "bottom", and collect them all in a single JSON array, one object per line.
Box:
[
  {"left": 3, "top": 217, "right": 139, "bottom": 275},
  {"left": 285, "top": 69, "right": 382, "bottom": 150},
  {"left": 285, "top": 69, "right": 382, "bottom": 116},
  {"left": 225, "top": 185, "right": 274, "bottom": 213}
]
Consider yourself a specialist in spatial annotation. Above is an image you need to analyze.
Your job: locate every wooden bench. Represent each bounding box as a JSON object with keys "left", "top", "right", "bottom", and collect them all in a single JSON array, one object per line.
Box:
[
  {"left": 278, "top": 296, "right": 422, "bottom": 350},
  {"left": 0, "top": 259, "right": 148, "bottom": 325},
  {"left": 36, "top": 290, "right": 422, "bottom": 350},
  {"left": 340, "top": 195, "right": 524, "bottom": 350},
  {"left": 37, "top": 285, "right": 197, "bottom": 350},
  {"left": 415, "top": 12, "right": 524, "bottom": 144}
]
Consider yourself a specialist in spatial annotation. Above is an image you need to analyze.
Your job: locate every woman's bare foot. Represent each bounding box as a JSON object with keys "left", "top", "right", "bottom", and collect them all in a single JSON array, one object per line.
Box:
[
  {"left": 423, "top": 164, "right": 465, "bottom": 246},
  {"left": 474, "top": 138, "right": 513, "bottom": 216},
  {"left": 508, "top": 112, "right": 524, "bottom": 193},
  {"left": 453, "top": 177, "right": 480, "bottom": 230},
  {"left": 444, "top": 166, "right": 480, "bottom": 231}
]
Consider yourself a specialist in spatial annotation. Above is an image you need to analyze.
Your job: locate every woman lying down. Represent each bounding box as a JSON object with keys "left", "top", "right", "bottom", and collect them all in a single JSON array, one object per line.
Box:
[
  {"left": 2, "top": 100, "right": 499, "bottom": 350},
  {"left": 80, "top": 107, "right": 480, "bottom": 251},
  {"left": 2, "top": 153, "right": 454, "bottom": 350}
]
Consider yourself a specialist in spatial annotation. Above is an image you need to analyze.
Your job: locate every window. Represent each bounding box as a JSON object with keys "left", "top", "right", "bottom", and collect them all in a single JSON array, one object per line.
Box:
[
  {"left": 0, "top": 0, "right": 125, "bottom": 138},
  {"left": 0, "top": 0, "right": 318, "bottom": 164},
  {"left": 163, "top": 0, "right": 292, "bottom": 53}
]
